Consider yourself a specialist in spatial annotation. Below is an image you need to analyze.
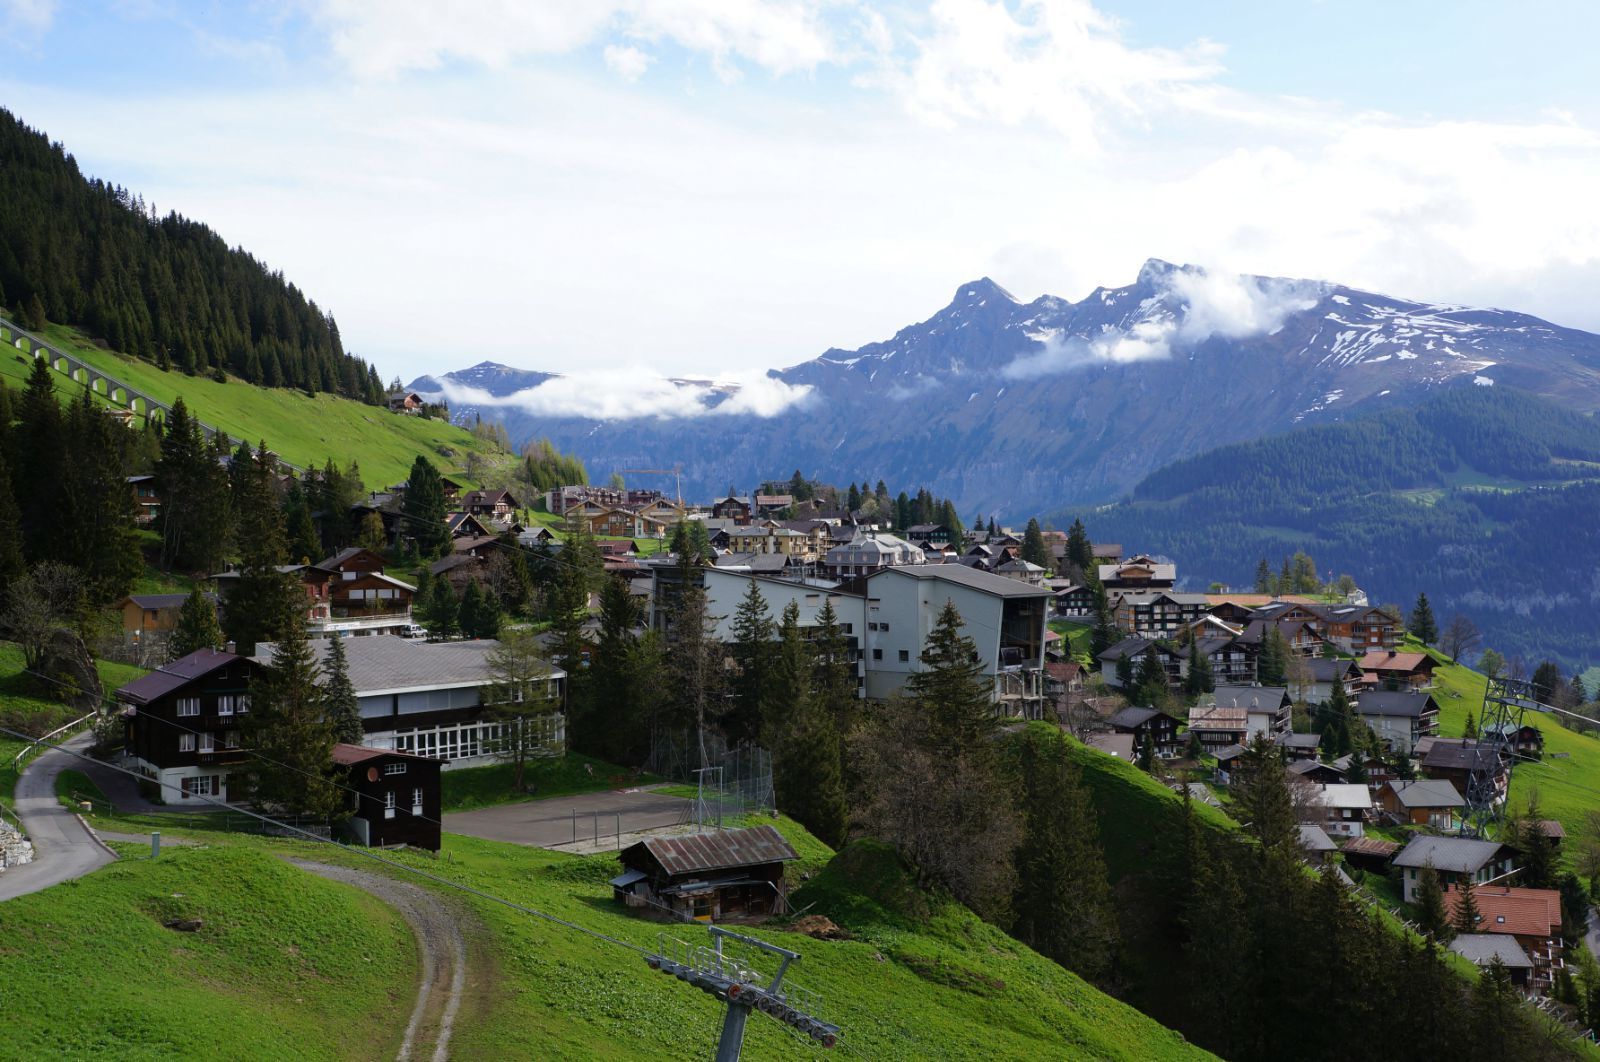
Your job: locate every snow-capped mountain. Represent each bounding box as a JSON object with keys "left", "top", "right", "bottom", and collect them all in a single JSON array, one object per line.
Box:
[{"left": 411, "top": 260, "right": 1600, "bottom": 516}]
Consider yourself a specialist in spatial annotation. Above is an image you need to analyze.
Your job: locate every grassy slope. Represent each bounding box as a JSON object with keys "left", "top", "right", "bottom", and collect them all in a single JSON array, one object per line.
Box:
[
  {"left": 20, "top": 321, "right": 504, "bottom": 490},
  {"left": 1423, "top": 642, "right": 1600, "bottom": 839},
  {"left": 0, "top": 642, "right": 146, "bottom": 731},
  {"left": 441, "top": 754, "right": 660, "bottom": 811},
  {"left": 1048, "top": 618, "right": 1094, "bottom": 665},
  {"left": 0, "top": 845, "right": 417, "bottom": 1060},
  {"left": 50, "top": 774, "right": 1207, "bottom": 1062}
]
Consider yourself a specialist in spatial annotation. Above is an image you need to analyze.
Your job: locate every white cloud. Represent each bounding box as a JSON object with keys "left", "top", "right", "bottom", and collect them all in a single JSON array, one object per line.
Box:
[
  {"left": 603, "top": 43, "right": 652, "bottom": 82},
  {"left": 2, "top": 0, "right": 56, "bottom": 33},
  {"left": 421, "top": 368, "right": 811, "bottom": 421},
  {"left": 311, "top": 0, "right": 837, "bottom": 80},
  {"left": 1002, "top": 265, "right": 1324, "bottom": 378}
]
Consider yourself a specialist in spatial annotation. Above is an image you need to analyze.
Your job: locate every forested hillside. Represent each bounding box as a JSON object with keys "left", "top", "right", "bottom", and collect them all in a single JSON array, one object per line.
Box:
[
  {"left": 0, "top": 107, "right": 381, "bottom": 401},
  {"left": 1066, "top": 384, "right": 1600, "bottom": 671}
]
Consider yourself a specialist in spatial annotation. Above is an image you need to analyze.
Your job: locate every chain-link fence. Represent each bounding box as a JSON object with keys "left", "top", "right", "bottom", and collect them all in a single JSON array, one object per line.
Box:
[{"left": 644, "top": 729, "right": 774, "bottom": 816}]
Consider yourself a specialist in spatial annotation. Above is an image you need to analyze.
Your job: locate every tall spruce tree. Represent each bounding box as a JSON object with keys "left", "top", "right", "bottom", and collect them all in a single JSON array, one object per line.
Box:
[
  {"left": 1184, "top": 637, "right": 1215, "bottom": 696},
  {"left": 1253, "top": 558, "right": 1272, "bottom": 594},
  {"left": 168, "top": 587, "right": 223, "bottom": 658},
  {"left": 812, "top": 598, "right": 857, "bottom": 734},
  {"left": 727, "top": 579, "right": 776, "bottom": 743},
  {"left": 1020, "top": 518, "right": 1050, "bottom": 568},
  {"left": 1451, "top": 882, "right": 1482, "bottom": 936},
  {"left": 907, "top": 601, "right": 995, "bottom": 753},
  {"left": 1414, "top": 862, "right": 1450, "bottom": 941},
  {"left": 1257, "top": 626, "right": 1290, "bottom": 686},
  {"left": 222, "top": 443, "right": 301, "bottom": 655},
  {"left": 13, "top": 356, "right": 64, "bottom": 560},
  {"left": 0, "top": 445, "right": 24, "bottom": 585},
  {"left": 243, "top": 615, "right": 342, "bottom": 819},
  {"left": 459, "top": 579, "right": 500, "bottom": 640},
  {"left": 579, "top": 575, "right": 647, "bottom": 761},
  {"left": 422, "top": 578, "right": 460, "bottom": 640},
  {"left": 1011, "top": 728, "right": 1119, "bottom": 983},
  {"left": 1409, "top": 593, "right": 1438, "bottom": 645},
  {"left": 1236, "top": 734, "right": 1297, "bottom": 853},
  {"left": 772, "top": 603, "right": 847, "bottom": 847},
  {"left": 321, "top": 635, "right": 363, "bottom": 744},
  {"left": 1065, "top": 518, "right": 1093, "bottom": 573},
  {"left": 59, "top": 389, "right": 142, "bottom": 604},
  {"left": 402, "top": 456, "right": 450, "bottom": 558}
]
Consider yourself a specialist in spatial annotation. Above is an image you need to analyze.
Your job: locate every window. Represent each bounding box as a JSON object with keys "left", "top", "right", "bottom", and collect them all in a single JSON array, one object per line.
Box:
[
  {"left": 199, "top": 733, "right": 215, "bottom": 753},
  {"left": 180, "top": 775, "right": 216, "bottom": 798},
  {"left": 237, "top": 695, "right": 250, "bottom": 714},
  {"left": 178, "top": 733, "right": 196, "bottom": 752},
  {"left": 224, "top": 732, "right": 240, "bottom": 749},
  {"left": 412, "top": 787, "right": 423, "bottom": 814},
  {"left": 898, "top": 650, "right": 910, "bottom": 662},
  {"left": 217, "top": 695, "right": 235, "bottom": 716},
  {"left": 873, "top": 649, "right": 883, "bottom": 660},
  {"left": 880, "top": 623, "right": 890, "bottom": 631},
  {"left": 176, "top": 697, "right": 200, "bottom": 717},
  {"left": 868, "top": 622, "right": 878, "bottom": 631},
  {"left": 384, "top": 791, "right": 396, "bottom": 819},
  {"left": 383, "top": 762, "right": 407, "bottom": 776}
]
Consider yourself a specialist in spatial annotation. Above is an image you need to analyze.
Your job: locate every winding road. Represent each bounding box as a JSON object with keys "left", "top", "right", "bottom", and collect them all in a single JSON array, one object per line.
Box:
[{"left": 0, "top": 732, "right": 115, "bottom": 902}]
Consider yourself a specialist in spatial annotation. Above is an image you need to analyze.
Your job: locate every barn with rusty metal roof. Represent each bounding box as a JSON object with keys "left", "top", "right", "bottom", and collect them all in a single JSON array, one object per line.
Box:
[{"left": 612, "top": 824, "right": 800, "bottom": 923}]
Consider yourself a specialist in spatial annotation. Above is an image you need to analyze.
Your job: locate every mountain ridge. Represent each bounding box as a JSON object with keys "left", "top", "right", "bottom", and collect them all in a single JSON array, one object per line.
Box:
[{"left": 412, "top": 260, "right": 1600, "bottom": 515}]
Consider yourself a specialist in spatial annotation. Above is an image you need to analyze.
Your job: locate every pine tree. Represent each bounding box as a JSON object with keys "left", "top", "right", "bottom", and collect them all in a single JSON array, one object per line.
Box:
[
  {"left": 1515, "top": 816, "right": 1555, "bottom": 889},
  {"left": 1236, "top": 734, "right": 1297, "bottom": 852},
  {"left": 1415, "top": 862, "right": 1451, "bottom": 941},
  {"left": 1115, "top": 652, "right": 1134, "bottom": 689},
  {"left": 459, "top": 579, "right": 499, "bottom": 639},
  {"left": 58, "top": 389, "right": 142, "bottom": 604},
  {"left": 14, "top": 356, "right": 64, "bottom": 560},
  {"left": 1463, "top": 709, "right": 1477, "bottom": 738},
  {"left": 812, "top": 599, "right": 857, "bottom": 735},
  {"left": 1185, "top": 638, "right": 1215, "bottom": 697},
  {"left": 1254, "top": 558, "right": 1272, "bottom": 594},
  {"left": 321, "top": 635, "right": 363, "bottom": 744},
  {"left": 1257, "top": 626, "right": 1290, "bottom": 686},
  {"left": 283, "top": 484, "right": 320, "bottom": 564},
  {"left": 908, "top": 601, "right": 995, "bottom": 753},
  {"left": 1066, "top": 518, "right": 1093, "bottom": 574},
  {"left": 1138, "top": 730, "right": 1155, "bottom": 772},
  {"left": 579, "top": 575, "right": 645, "bottom": 761},
  {"left": 1020, "top": 518, "right": 1050, "bottom": 568},
  {"left": 1568, "top": 673, "right": 1589, "bottom": 709},
  {"left": 1531, "top": 660, "right": 1564, "bottom": 707},
  {"left": 0, "top": 446, "right": 24, "bottom": 585},
  {"left": 1409, "top": 593, "right": 1438, "bottom": 645},
  {"left": 168, "top": 587, "right": 223, "bottom": 658},
  {"left": 422, "top": 578, "right": 460, "bottom": 640},
  {"left": 402, "top": 456, "right": 450, "bottom": 558},
  {"left": 772, "top": 603, "right": 846, "bottom": 846},
  {"left": 1451, "top": 882, "right": 1482, "bottom": 936},
  {"left": 221, "top": 444, "right": 300, "bottom": 655},
  {"left": 242, "top": 615, "right": 341, "bottom": 819},
  {"left": 1134, "top": 648, "right": 1168, "bottom": 707},
  {"left": 1011, "top": 728, "right": 1119, "bottom": 983},
  {"left": 727, "top": 579, "right": 775, "bottom": 744}
]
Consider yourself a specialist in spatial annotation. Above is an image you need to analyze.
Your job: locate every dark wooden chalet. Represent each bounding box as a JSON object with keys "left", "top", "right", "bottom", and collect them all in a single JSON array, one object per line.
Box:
[
  {"left": 1107, "top": 706, "right": 1183, "bottom": 758},
  {"left": 333, "top": 743, "right": 444, "bottom": 851},
  {"left": 612, "top": 825, "right": 799, "bottom": 922},
  {"left": 711, "top": 494, "right": 754, "bottom": 525},
  {"left": 118, "top": 648, "right": 262, "bottom": 802}
]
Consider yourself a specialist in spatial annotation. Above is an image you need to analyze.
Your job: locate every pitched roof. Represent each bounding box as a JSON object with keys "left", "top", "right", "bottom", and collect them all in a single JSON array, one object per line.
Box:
[
  {"left": 1450, "top": 934, "right": 1534, "bottom": 969},
  {"left": 1276, "top": 732, "right": 1323, "bottom": 750},
  {"left": 1316, "top": 783, "right": 1374, "bottom": 810},
  {"left": 1445, "top": 886, "right": 1561, "bottom": 938},
  {"left": 1108, "top": 706, "right": 1162, "bottom": 730},
  {"left": 1385, "top": 779, "right": 1464, "bottom": 809},
  {"left": 1188, "top": 705, "right": 1249, "bottom": 730},
  {"left": 1358, "top": 650, "right": 1432, "bottom": 672},
  {"left": 1536, "top": 819, "right": 1566, "bottom": 840},
  {"left": 1289, "top": 759, "right": 1343, "bottom": 778},
  {"left": 1098, "top": 635, "right": 1158, "bottom": 661},
  {"left": 1392, "top": 835, "right": 1509, "bottom": 873},
  {"left": 1213, "top": 743, "right": 1249, "bottom": 761},
  {"left": 1298, "top": 825, "right": 1338, "bottom": 852},
  {"left": 628, "top": 824, "right": 799, "bottom": 876},
  {"left": 1422, "top": 741, "right": 1500, "bottom": 772},
  {"left": 1342, "top": 836, "right": 1400, "bottom": 860},
  {"left": 1209, "top": 685, "right": 1289, "bottom": 712},
  {"left": 870, "top": 563, "right": 1051, "bottom": 599},
  {"left": 1085, "top": 732, "right": 1135, "bottom": 760},
  {"left": 1358, "top": 690, "right": 1439, "bottom": 718},
  {"left": 124, "top": 592, "right": 215, "bottom": 610},
  {"left": 116, "top": 648, "right": 241, "bottom": 704},
  {"left": 332, "top": 742, "right": 443, "bottom": 766},
  {"left": 1306, "top": 657, "right": 1361, "bottom": 682}
]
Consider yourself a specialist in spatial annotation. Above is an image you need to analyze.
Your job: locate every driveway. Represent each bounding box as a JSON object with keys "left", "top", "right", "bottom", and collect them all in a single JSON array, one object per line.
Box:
[
  {"left": 0, "top": 733, "right": 116, "bottom": 902},
  {"left": 444, "top": 788, "right": 692, "bottom": 849}
]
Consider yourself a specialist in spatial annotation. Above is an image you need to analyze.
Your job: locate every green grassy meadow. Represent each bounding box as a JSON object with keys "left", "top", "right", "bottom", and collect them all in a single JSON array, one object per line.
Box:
[
  {"left": 1048, "top": 618, "right": 1094, "bottom": 665},
  {"left": 440, "top": 754, "right": 659, "bottom": 812},
  {"left": 0, "top": 845, "right": 418, "bottom": 1060},
  {"left": 9, "top": 320, "right": 507, "bottom": 490}
]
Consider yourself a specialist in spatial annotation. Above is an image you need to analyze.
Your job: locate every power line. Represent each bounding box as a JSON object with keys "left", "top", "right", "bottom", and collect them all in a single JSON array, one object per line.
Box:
[{"left": 0, "top": 723, "right": 651, "bottom": 958}]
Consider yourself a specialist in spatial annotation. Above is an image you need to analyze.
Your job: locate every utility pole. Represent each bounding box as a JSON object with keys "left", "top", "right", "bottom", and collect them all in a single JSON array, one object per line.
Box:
[{"left": 646, "top": 925, "right": 839, "bottom": 1058}]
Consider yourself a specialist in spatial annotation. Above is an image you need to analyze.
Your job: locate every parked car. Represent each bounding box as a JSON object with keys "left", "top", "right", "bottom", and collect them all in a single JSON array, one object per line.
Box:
[{"left": 401, "top": 624, "right": 428, "bottom": 639}]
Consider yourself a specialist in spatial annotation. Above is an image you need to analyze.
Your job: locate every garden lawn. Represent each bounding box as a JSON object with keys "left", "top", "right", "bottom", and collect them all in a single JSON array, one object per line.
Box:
[
  {"left": 1048, "top": 619, "right": 1095, "bottom": 664},
  {"left": 0, "top": 844, "right": 417, "bottom": 1060},
  {"left": 0, "top": 642, "right": 147, "bottom": 735}
]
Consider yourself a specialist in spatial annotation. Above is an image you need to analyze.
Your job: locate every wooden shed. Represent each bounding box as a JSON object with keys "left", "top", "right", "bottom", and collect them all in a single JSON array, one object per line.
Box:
[{"left": 612, "top": 824, "right": 799, "bottom": 923}]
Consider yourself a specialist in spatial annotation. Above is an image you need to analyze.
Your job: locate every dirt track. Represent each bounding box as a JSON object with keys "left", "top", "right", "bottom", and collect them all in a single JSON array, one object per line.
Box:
[{"left": 289, "top": 860, "right": 469, "bottom": 1061}]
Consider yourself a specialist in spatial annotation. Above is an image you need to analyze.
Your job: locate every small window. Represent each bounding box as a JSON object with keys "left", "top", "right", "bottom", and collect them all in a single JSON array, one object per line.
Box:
[
  {"left": 412, "top": 787, "right": 423, "bottom": 812},
  {"left": 898, "top": 650, "right": 910, "bottom": 662},
  {"left": 178, "top": 733, "right": 196, "bottom": 752},
  {"left": 224, "top": 732, "right": 240, "bottom": 749},
  {"left": 873, "top": 649, "right": 883, "bottom": 660},
  {"left": 384, "top": 762, "right": 407, "bottom": 776},
  {"left": 199, "top": 733, "right": 215, "bottom": 753},
  {"left": 383, "top": 791, "right": 396, "bottom": 819},
  {"left": 176, "top": 697, "right": 200, "bottom": 717},
  {"left": 880, "top": 623, "right": 890, "bottom": 632},
  {"left": 868, "top": 622, "right": 878, "bottom": 631}
]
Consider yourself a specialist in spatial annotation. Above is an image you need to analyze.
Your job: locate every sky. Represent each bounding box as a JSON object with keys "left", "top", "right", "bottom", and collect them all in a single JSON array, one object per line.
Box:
[{"left": 5, "top": 0, "right": 1600, "bottom": 389}]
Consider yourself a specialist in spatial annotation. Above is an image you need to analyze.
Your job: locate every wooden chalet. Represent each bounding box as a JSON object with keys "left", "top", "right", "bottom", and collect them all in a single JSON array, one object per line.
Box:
[
  {"left": 127, "top": 474, "right": 161, "bottom": 525},
  {"left": 1107, "top": 706, "right": 1183, "bottom": 758},
  {"left": 462, "top": 488, "right": 521, "bottom": 520},
  {"left": 1186, "top": 704, "right": 1250, "bottom": 753},
  {"left": 1445, "top": 886, "right": 1563, "bottom": 993},
  {"left": 1483, "top": 720, "right": 1544, "bottom": 759},
  {"left": 1377, "top": 779, "right": 1463, "bottom": 830},
  {"left": 386, "top": 390, "right": 424, "bottom": 413},
  {"left": 1359, "top": 649, "right": 1436, "bottom": 690},
  {"left": 118, "top": 648, "right": 262, "bottom": 802},
  {"left": 115, "top": 592, "right": 217, "bottom": 654},
  {"left": 711, "top": 494, "right": 754, "bottom": 525},
  {"left": 612, "top": 825, "right": 799, "bottom": 922},
  {"left": 333, "top": 743, "right": 444, "bottom": 851}
]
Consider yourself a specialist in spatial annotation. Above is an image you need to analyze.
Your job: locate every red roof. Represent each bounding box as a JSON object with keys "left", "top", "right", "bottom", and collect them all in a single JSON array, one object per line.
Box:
[
  {"left": 1358, "top": 650, "right": 1432, "bottom": 672},
  {"left": 1445, "top": 885, "right": 1560, "bottom": 938}
]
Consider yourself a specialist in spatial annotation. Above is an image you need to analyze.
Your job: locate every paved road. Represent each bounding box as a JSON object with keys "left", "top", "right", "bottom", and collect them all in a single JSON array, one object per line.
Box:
[
  {"left": 290, "top": 860, "right": 469, "bottom": 1062},
  {"left": 444, "top": 789, "right": 691, "bottom": 849},
  {"left": 0, "top": 733, "right": 116, "bottom": 902}
]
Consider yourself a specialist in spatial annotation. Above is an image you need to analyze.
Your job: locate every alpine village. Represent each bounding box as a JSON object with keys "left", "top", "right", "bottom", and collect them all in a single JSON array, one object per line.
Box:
[{"left": 7, "top": 17, "right": 1600, "bottom": 1062}]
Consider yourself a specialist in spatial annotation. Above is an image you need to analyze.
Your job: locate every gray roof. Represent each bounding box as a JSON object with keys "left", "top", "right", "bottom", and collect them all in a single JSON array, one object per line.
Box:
[
  {"left": 1085, "top": 732, "right": 1135, "bottom": 760},
  {"left": 1289, "top": 759, "right": 1343, "bottom": 778},
  {"left": 117, "top": 648, "right": 242, "bottom": 704},
  {"left": 1307, "top": 657, "right": 1360, "bottom": 682},
  {"left": 1108, "top": 706, "right": 1163, "bottom": 730},
  {"left": 1385, "top": 779, "right": 1464, "bottom": 809},
  {"left": 251, "top": 636, "right": 564, "bottom": 696},
  {"left": 1358, "top": 690, "right": 1439, "bottom": 719},
  {"left": 1450, "top": 934, "right": 1534, "bottom": 969},
  {"left": 1276, "top": 732, "right": 1324, "bottom": 750},
  {"left": 870, "top": 563, "right": 1051, "bottom": 599},
  {"left": 1392, "top": 835, "right": 1509, "bottom": 873},
  {"left": 1213, "top": 743, "right": 1249, "bottom": 761},
  {"left": 125, "top": 592, "right": 216, "bottom": 610},
  {"left": 1209, "top": 685, "right": 1290, "bottom": 711},
  {"left": 1298, "top": 825, "right": 1338, "bottom": 852}
]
